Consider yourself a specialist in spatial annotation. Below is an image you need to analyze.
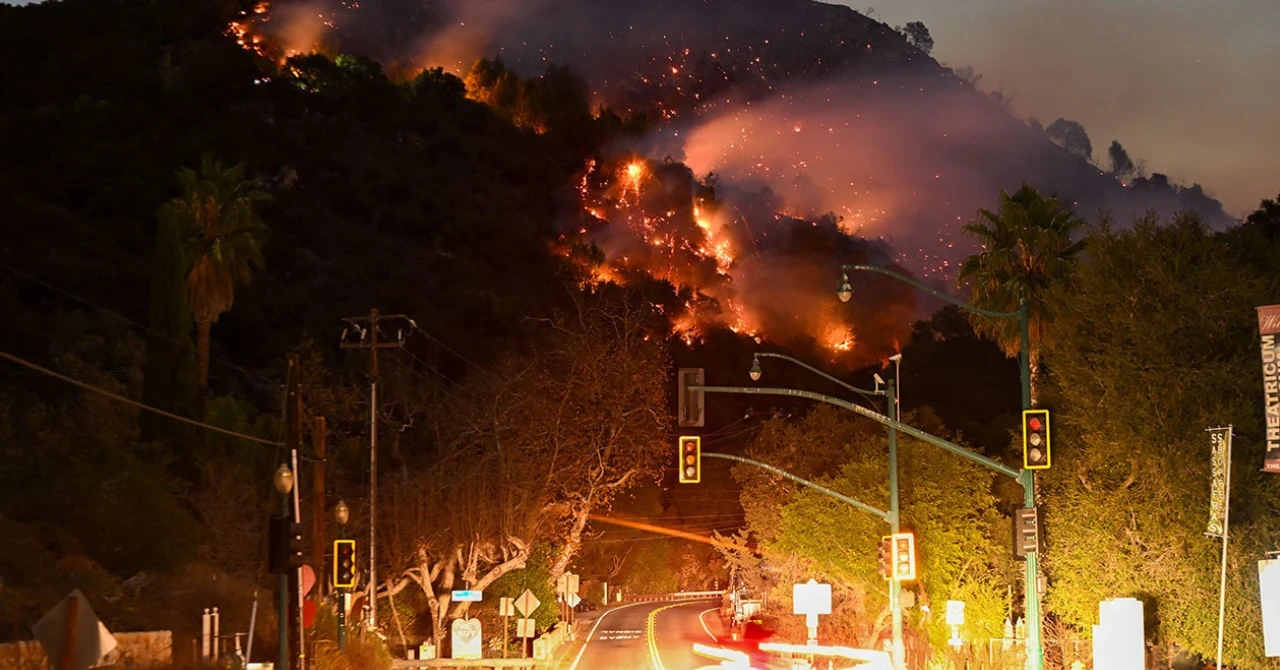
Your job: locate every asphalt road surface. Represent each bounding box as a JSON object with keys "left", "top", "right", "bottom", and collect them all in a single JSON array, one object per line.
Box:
[{"left": 565, "top": 599, "right": 727, "bottom": 670}]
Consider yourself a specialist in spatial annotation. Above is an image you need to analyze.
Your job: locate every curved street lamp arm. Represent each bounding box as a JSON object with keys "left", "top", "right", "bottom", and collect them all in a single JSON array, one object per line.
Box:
[
  {"left": 842, "top": 264, "right": 1019, "bottom": 319},
  {"left": 702, "top": 452, "right": 889, "bottom": 521},
  {"left": 755, "top": 352, "right": 883, "bottom": 405},
  {"left": 691, "top": 383, "right": 1024, "bottom": 481}
]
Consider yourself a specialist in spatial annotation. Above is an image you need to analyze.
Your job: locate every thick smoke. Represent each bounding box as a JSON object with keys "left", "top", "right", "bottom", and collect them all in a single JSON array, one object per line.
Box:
[{"left": 243, "top": 0, "right": 1233, "bottom": 363}]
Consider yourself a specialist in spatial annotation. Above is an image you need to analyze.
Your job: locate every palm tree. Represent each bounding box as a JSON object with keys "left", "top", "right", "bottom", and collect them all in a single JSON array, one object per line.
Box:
[
  {"left": 957, "top": 184, "right": 1085, "bottom": 403},
  {"left": 160, "top": 155, "right": 269, "bottom": 419}
]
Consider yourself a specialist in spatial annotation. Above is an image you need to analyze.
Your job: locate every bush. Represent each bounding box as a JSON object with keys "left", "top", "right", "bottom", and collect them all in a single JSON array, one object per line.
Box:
[{"left": 312, "top": 630, "right": 392, "bottom": 670}]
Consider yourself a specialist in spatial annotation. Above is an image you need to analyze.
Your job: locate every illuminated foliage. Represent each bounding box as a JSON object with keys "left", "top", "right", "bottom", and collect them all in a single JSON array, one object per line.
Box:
[
  {"left": 733, "top": 406, "right": 1011, "bottom": 657},
  {"left": 1040, "top": 215, "right": 1280, "bottom": 667}
]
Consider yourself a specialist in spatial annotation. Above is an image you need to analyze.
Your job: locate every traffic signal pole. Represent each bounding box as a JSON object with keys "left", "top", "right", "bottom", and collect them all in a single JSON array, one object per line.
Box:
[
  {"left": 887, "top": 380, "right": 904, "bottom": 670},
  {"left": 842, "top": 264, "right": 1044, "bottom": 670},
  {"left": 1017, "top": 300, "right": 1044, "bottom": 670}
]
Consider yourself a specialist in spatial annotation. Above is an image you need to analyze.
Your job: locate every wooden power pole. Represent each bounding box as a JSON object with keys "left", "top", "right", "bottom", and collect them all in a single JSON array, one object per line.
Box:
[
  {"left": 339, "top": 309, "right": 412, "bottom": 632},
  {"left": 312, "top": 416, "right": 326, "bottom": 599}
]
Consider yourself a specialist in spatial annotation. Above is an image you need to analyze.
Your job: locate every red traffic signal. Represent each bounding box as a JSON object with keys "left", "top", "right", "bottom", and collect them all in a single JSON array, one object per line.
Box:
[
  {"left": 1022, "top": 409, "right": 1051, "bottom": 470},
  {"left": 334, "top": 539, "right": 357, "bottom": 588},
  {"left": 678, "top": 436, "right": 701, "bottom": 483},
  {"left": 877, "top": 537, "right": 893, "bottom": 580}
]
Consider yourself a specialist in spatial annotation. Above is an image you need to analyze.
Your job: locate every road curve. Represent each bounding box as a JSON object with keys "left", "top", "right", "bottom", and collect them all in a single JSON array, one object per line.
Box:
[{"left": 567, "top": 599, "right": 723, "bottom": 670}]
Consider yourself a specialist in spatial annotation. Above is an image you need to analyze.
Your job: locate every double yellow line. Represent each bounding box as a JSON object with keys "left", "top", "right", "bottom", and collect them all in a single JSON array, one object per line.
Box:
[{"left": 646, "top": 603, "right": 680, "bottom": 670}]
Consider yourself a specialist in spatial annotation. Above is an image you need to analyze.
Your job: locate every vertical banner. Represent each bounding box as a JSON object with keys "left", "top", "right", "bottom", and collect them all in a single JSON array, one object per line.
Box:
[
  {"left": 1258, "top": 305, "right": 1280, "bottom": 472},
  {"left": 1206, "top": 427, "right": 1231, "bottom": 537}
]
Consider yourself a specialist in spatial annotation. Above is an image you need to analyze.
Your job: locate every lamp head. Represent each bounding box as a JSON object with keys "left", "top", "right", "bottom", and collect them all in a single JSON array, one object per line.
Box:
[
  {"left": 889, "top": 353, "right": 902, "bottom": 362},
  {"left": 837, "top": 274, "right": 853, "bottom": 303},
  {"left": 749, "top": 357, "right": 763, "bottom": 381},
  {"left": 335, "top": 500, "right": 350, "bottom": 526},
  {"left": 273, "top": 463, "right": 294, "bottom": 495},
  {"left": 873, "top": 373, "right": 886, "bottom": 386}
]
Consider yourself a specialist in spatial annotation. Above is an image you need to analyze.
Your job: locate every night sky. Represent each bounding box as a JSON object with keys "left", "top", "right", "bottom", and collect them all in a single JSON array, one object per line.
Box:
[{"left": 860, "top": 0, "right": 1279, "bottom": 215}]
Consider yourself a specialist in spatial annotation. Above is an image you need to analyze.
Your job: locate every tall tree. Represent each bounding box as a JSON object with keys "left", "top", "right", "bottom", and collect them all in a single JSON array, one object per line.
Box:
[
  {"left": 160, "top": 156, "right": 269, "bottom": 419},
  {"left": 140, "top": 214, "right": 197, "bottom": 443},
  {"left": 956, "top": 184, "right": 1085, "bottom": 402},
  {"left": 1040, "top": 214, "right": 1280, "bottom": 667},
  {"left": 902, "top": 21, "right": 934, "bottom": 55},
  {"left": 1246, "top": 191, "right": 1280, "bottom": 239},
  {"left": 1106, "top": 140, "right": 1135, "bottom": 180},
  {"left": 1045, "top": 118, "right": 1093, "bottom": 160}
]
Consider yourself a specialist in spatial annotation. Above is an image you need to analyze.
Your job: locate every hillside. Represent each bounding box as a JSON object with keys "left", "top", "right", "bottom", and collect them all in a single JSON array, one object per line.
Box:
[{"left": 248, "top": 0, "right": 1233, "bottom": 277}]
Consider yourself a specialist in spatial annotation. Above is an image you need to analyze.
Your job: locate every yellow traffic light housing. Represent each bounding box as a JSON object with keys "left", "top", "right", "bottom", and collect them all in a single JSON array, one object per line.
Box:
[
  {"left": 1022, "top": 409, "right": 1051, "bottom": 470},
  {"left": 678, "top": 436, "right": 701, "bottom": 483},
  {"left": 334, "top": 539, "right": 357, "bottom": 588}
]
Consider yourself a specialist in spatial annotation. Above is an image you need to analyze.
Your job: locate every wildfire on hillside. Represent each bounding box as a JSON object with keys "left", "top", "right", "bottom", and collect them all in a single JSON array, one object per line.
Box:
[
  {"left": 228, "top": 0, "right": 919, "bottom": 366},
  {"left": 558, "top": 156, "right": 912, "bottom": 366}
]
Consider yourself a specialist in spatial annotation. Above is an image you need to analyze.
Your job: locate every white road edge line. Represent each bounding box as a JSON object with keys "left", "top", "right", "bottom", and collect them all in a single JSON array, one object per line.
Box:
[
  {"left": 698, "top": 608, "right": 719, "bottom": 643},
  {"left": 567, "top": 601, "right": 650, "bottom": 670}
]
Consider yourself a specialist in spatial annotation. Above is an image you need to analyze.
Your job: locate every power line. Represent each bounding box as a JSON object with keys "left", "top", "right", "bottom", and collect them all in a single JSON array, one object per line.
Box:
[
  {"left": 0, "top": 349, "right": 285, "bottom": 447},
  {"left": 416, "top": 331, "right": 494, "bottom": 377},
  {"left": 0, "top": 261, "right": 276, "bottom": 386}
]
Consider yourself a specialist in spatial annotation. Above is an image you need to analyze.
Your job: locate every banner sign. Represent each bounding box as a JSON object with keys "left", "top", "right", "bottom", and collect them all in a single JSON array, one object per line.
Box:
[
  {"left": 1259, "top": 306, "right": 1280, "bottom": 472},
  {"left": 1206, "top": 427, "right": 1232, "bottom": 537}
]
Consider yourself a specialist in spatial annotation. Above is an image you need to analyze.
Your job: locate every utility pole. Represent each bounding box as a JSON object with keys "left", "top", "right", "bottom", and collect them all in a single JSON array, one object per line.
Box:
[
  {"left": 285, "top": 354, "right": 303, "bottom": 670},
  {"left": 312, "top": 417, "right": 326, "bottom": 600},
  {"left": 340, "top": 309, "right": 413, "bottom": 632}
]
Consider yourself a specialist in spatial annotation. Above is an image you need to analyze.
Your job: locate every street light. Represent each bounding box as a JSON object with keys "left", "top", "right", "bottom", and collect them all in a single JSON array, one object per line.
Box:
[
  {"left": 335, "top": 500, "right": 350, "bottom": 650},
  {"left": 743, "top": 351, "right": 902, "bottom": 668},
  {"left": 335, "top": 500, "right": 350, "bottom": 526},
  {"left": 840, "top": 262, "right": 1042, "bottom": 670},
  {"left": 274, "top": 463, "right": 294, "bottom": 496},
  {"left": 273, "top": 464, "right": 293, "bottom": 670},
  {"left": 837, "top": 274, "right": 853, "bottom": 303}
]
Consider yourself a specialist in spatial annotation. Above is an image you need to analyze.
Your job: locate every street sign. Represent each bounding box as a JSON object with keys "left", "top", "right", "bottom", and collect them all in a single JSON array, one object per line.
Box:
[
  {"left": 33, "top": 590, "right": 117, "bottom": 670},
  {"left": 499, "top": 597, "right": 516, "bottom": 617},
  {"left": 516, "top": 618, "right": 537, "bottom": 638},
  {"left": 568, "top": 573, "right": 580, "bottom": 595},
  {"left": 515, "top": 589, "right": 540, "bottom": 617},
  {"left": 567, "top": 592, "right": 581, "bottom": 608},
  {"left": 451, "top": 590, "right": 483, "bottom": 602},
  {"left": 792, "top": 579, "right": 832, "bottom": 615},
  {"left": 300, "top": 565, "right": 317, "bottom": 596},
  {"left": 946, "top": 600, "right": 965, "bottom": 626},
  {"left": 450, "top": 618, "right": 482, "bottom": 659},
  {"left": 303, "top": 599, "right": 318, "bottom": 628},
  {"left": 556, "top": 573, "right": 580, "bottom": 596}
]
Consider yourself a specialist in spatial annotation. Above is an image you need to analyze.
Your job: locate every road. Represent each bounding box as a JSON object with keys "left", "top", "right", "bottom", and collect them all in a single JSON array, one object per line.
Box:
[{"left": 564, "top": 599, "right": 728, "bottom": 670}]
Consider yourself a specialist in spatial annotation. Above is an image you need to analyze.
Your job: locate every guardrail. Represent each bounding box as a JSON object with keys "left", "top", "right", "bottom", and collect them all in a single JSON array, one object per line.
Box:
[
  {"left": 390, "top": 660, "right": 537, "bottom": 669},
  {"left": 624, "top": 590, "right": 726, "bottom": 603}
]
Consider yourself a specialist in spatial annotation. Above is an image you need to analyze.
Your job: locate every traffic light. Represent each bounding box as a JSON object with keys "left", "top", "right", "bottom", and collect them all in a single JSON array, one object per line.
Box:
[
  {"left": 891, "top": 532, "right": 916, "bottom": 582},
  {"left": 877, "top": 536, "right": 893, "bottom": 580},
  {"left": 678, "top": 368, "right": 705, "bottom": 428},
  {"left": 678, "top": 436, "right": 701, "bottom": 483},
  {"left": 1022, "top": 409, "right": 1051, "bottom": 469},
  {"left": 287, "top": 523, "right": 304, "bottom": 569},
  {"left": 334, "top": 539, "right": 357, "bottom": 588},
  {"left": 1013, "top": 507, "right": 1040, "bottom": 559}
]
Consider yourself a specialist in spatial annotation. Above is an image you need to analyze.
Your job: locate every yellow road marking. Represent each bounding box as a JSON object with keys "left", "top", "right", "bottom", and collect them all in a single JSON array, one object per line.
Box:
[{"left": 646, "top": 603, "right": 681, "bottom": 670}]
